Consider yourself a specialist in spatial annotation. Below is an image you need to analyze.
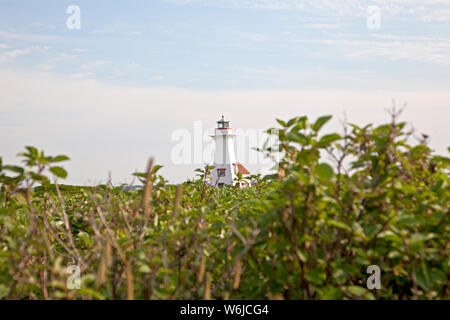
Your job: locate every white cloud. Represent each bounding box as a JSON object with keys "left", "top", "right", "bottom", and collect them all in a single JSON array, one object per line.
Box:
[
  {"left": 2, "top": 46, "right": 40, "bottom": 58},
  {"left": 70, "top": 71, "right": 94, "bottom": 79},
  {"left": 0, "top": 30, "right": 60, "bottom": 42},
  {"left": 166, "top": 0, "right": 450, "bottom": 21},
  {"left": 0, "top": 45, "right": 49, "bottom": 64},
  {"left": 420, "top": 8, "right": 450, "bottom": 21},
  {"left": 293, "top": 36, "right": 450, "bottom": 65},
  {"left": 150, "top": 75, "right": 164, "bottom": 81},
  {"left": 305, "top": 23, "right": 343, "bottom": 30},
  {"left": 80, "top": 60, "right": 112, "bottom": 71},
  {"left": 126, "top": 62, "right": 141, "bottom": 69},
  {"left": 165, "top": 0, "right": 305, "bottom": 10},
  {"left": 35, "top": 52, "right": 76, "bottom": 71}
]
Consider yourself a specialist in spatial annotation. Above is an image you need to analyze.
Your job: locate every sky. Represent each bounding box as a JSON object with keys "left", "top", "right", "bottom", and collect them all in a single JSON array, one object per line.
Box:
[{"left": 1, "top": 0, "right": 449, "bottom": 185}]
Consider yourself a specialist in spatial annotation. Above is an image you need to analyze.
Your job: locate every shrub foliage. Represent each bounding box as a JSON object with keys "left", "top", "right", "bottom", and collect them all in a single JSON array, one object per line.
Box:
[{"left": 0, "top": 113, "right": 448, "bottom": 299}]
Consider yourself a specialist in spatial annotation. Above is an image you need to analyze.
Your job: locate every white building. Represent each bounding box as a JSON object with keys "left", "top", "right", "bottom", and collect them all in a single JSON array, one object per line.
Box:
[{"left": 211, "top": 116, "right": 251, "bottom": 187}]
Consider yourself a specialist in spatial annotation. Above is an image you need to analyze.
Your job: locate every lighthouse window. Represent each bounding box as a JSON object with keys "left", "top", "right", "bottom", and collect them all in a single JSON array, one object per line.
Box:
[
  {"left": 217, "top": 121, "right": 230, "bottom": 129},
  {"left": 217, "top": 169, "right": 226, "bottom": 177}
]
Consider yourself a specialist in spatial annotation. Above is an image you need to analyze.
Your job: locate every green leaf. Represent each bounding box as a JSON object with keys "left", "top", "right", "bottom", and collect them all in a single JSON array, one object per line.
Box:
[
  {"left": 397, "top": 214, "right": 422, "bottom": 227},
  {"left": 153, "top": 165, "right": 163, "bottom": 174},
  {"left": 276, "top": 119, "right": 287, "bottom": 127},
  {"left": 327, "top": 219, "right": 351, "bottom": 231},
  {"left": 332, "top": 269, "right": 348, "bottom": 285},
  {"left": 0, "top": 284, "right": 8, "bottom": 299},
  {"left": 319, "top": 286, "right": 343, "bottom": 299},
  {"left": 312, "top": 115, "right": 332, "bottom": 132},
  {"left": 413, "top": 268, "right": 430, "bottom": 291},
  {"left": 263, "top": 173, "right": 278, "bottom": 181},
  {"left": 52, "top": 155, "right": 70, "bottom": 162},
  {"left": 349, "top": 123, "right": 361, "bottom": 132},
  {"left": 50, "top": 166, "right": 68, "bottom": 179},
  {"left": 139, "top": 264, "right": 152, "bottom": 273},
  {"left": 346, "top": 286, "right": 368, "bottom": 296},
  {"left": 78, "top": 231, "right": 94, "bottom": 247},
  {"left": 77, "top": 288, "right": 104, "bottom": 300},
  {"left": 29, "top": 172, "right": 50, "bottom": 184},
  {"left": 287, "top": 131, "right": 309, "bottom": 145},
  {"left": 296, "top": 249, "right": 307, "bottom": 263},
  {"left": 429, "top": 269, "right": 446, "bottom": 286},
  {"left": 306, "top": 268, "right": 326, "bottom": 285},
  {"left": 314, "top": 163, "right": 334, "bottom": 180},
  {"left": 287, "top": 116, "right": 307, "bottom": 128},
  {"left": 3, "top": 165, "right": 24, "bottom": 175},
  {"left": 287, "top": 117, "right": 298, "bottom": 127},
  {"left": 25, "top": 146, "right": 38, "bottom": 157},
  {"left": 317, "top": 133, "right": 341, "bottom": 148},
  {"left": 132, "top": 172, "right": 147, "bottom": 178}
]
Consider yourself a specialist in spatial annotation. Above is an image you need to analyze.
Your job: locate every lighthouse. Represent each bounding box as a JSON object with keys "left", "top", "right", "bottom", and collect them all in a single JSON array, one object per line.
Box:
[{"left": 211, "top": 116, "right": 250, "bottom": 187}]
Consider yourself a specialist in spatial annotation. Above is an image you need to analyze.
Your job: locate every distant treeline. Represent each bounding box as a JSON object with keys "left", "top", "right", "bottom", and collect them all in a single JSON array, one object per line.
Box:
[{"left": 33, "top": 184, "right": 143, "bottom": 194}]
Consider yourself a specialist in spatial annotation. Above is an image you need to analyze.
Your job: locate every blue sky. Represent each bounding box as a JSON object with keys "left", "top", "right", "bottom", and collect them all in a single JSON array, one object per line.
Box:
[
  {"left": 1, "top": 0, "right": 450, "bottom": 184},
  {"left": 2, "top": 0, "right": 450, "bottom": 89}
]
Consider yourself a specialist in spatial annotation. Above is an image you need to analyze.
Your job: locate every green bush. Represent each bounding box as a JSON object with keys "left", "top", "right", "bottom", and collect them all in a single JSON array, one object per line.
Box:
[{"left": 0, "top": 114, "right": 448, "bottom": 300}]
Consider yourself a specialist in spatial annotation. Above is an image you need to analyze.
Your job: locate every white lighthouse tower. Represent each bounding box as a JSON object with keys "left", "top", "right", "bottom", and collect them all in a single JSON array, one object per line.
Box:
[{"left": 211, "top": 116, "right": 250, "bottom": 187}]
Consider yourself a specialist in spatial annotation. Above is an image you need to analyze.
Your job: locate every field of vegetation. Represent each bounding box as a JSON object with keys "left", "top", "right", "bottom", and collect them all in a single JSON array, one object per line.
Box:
[{"left": 0, "top": 113, "right": 448, "bottom": 300}]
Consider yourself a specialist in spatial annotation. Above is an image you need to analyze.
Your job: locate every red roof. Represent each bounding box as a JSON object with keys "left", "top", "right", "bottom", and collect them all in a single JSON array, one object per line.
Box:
[{"left": 233, "top": 163, "right": 250, "bottom": 175}]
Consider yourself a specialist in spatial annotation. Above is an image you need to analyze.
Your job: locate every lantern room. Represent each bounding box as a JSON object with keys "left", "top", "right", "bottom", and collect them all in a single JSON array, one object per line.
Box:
[{"left": 217, "top": 115, "right": 230, "bottom": 129}]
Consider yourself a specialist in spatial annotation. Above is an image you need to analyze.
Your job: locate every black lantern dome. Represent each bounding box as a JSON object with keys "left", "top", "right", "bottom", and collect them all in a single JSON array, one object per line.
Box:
[{"left": 217, "top": 115, "right": 230, "bottom": 129}]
